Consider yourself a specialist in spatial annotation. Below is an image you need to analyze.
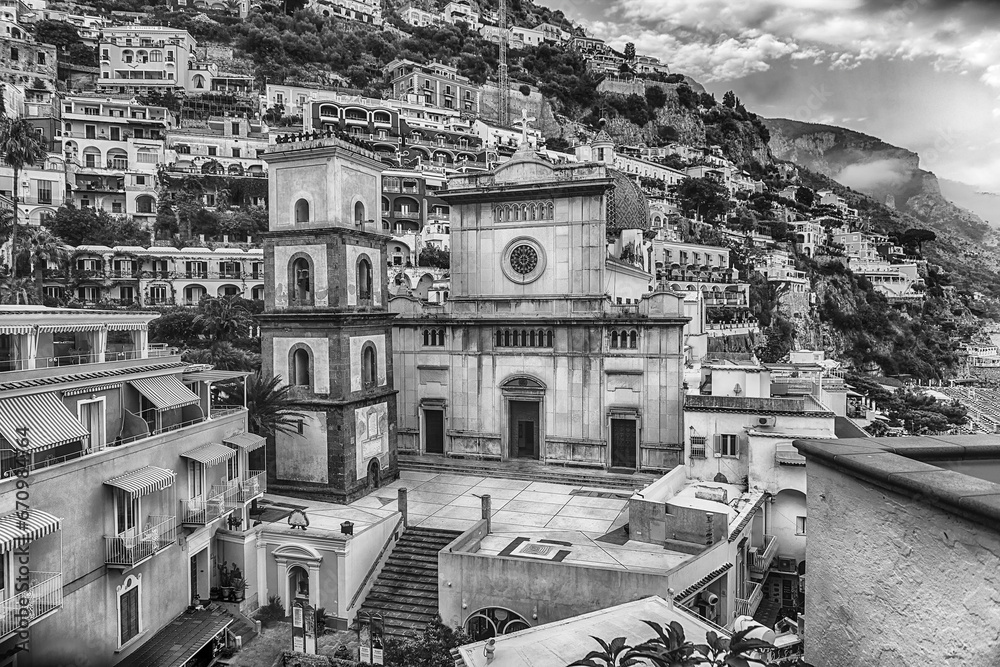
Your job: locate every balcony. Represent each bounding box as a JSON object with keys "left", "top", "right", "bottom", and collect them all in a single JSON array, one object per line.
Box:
[
  {"left": 105, "top": 515, "right": 176, "bottom": 569},
  {"left": 181, "top": 491, "right": 235, "bottom": 526},
  {"left": 0, "top": 348, "right": 176, "bottom": 375},
  {"left": 734, "top": 581, "right": 763, "bottom": 618},
  {"left": 392, "top": 210, "right": 421, "bottom": 220},
  {"left": 0, "top": 572, "right": 63, "bottom": 640},
  {"left": 750, "top": 534, "right": 777, "bottom": 577},
  {"left": 427, "top": 211, "right": 450, "bottom": 221}
]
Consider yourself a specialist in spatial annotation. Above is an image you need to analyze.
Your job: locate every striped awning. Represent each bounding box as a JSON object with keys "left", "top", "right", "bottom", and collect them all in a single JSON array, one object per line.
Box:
[
  {"left": 223, "top": 432, "right": 265, "bottom": 452},
  {"left": 130, "top": 375, "right": 201, "bottom": 411},
  {"left": 181, "top": 442, "right": 236, "bottom": 466},
  {"left": 0, "top": 508, "right": 61, "bottom": 554},
  {"left": 0, "top": 392, "right": 91, "bottom": 452},
  {"left": 37, "top": 324, "right": 105, "bottom": 333},
  {"left": 105, "top": 466, "right": 176, "bottom": 497},
  {"left": 106, "top": 322, "right": 148, "bottom": 331},
  {"left": 62, "top": 383, "right": 123, "bottom": 397},
  {"left": 0, "top": 325, "right": 33, "bottom": 335},
  {"left": 182, "top": 370, "right": 250, "bottom": 383}
]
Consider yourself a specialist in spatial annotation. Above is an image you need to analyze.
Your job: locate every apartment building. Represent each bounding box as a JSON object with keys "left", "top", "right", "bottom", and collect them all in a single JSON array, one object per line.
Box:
[
  {"left": 442, "top": 1, "right": 478, "bottom": 25},
  {"left": 0, "top": 305, "right": 265, "bottom": 666},
  {"left": 386, "top": 59, "right": 480, "bottom": 114},
  {"left": 534, "top": 21, "right": 571, "bottom": 42},
  {"left": 42, "top": 245, "right": 265, "bottom": 307},
  {"left": 510, "top": 25, "right": 544, "bottom": 48},
  {"left": 399, "top": 5, "right": 442, "bottom": 28},
  {"left": 167, "top": 0, "right": 254, "bottom": 18},
  {"left": 61, "top": 95, "right": 172, "bottom": 225},
  {"left": 0, "top": 13, "right": 57, "bottom": 90},
  {"left": 307, "top": 0, "right": 382, "bottom": 24},
  {"left": 98, "top": 26, "right": 253, "bottom": 96},
  {"left": 0, "top": 150, "right": 67, "bottom": 227},
  {"left": 381, "top": 168, "right": 450, "bottom": 265},
  {"left": 163, "top": 116, "right": 271, "bottom": 209}
]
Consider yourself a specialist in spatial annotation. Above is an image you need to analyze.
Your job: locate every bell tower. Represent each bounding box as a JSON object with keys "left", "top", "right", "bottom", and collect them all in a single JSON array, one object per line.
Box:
[{"left": 260, "top": 131, "right": 398, "bottom": 503}]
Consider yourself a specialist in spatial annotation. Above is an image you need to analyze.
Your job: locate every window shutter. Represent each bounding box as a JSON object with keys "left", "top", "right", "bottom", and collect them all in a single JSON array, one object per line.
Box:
[{"left": 713, "top": 434, "right": 721, "bottom": 453}]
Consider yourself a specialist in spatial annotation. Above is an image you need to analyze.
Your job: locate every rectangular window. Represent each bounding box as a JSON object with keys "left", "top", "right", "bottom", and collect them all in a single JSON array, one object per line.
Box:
[
  {"left": 189, "top": 461, "right": 203, "bottom": 498},
  {"left": 10, "top": 48, "right": 18, "bottom": 62},
  {"left": 112, "top": 202, "right": 123, "bottom": 213},
  {"left": 231, "top": 122, "right": 239, "bottom": 135},
  {"left": 796, "top": 516, "right": 807, "bottom": 535},
  {"left": 717, "top": 433, "right": 740, "bottom": 457},
  {"left": 149, "top": 285, "right": 167, "bottom": 304},
  {"left": 135, "top": 175, "right": 146, "bottom": 186},
  {"left": 207, "top": 146, "right": 217, "bottom": 156},
  {"left": 119, "top": 585, "right": 139, "bottom": 644},
  {"left": 36, "top": 181, "right": 52, "bottom": 205},
  {"left": 120, "top": 286, "right": 134, "bottom": 302},
  {"left": 204, "top": 193, "right": 216, "bottom": 206},
  {"left": 231, "top": 147, "right": 240, "bottom": 158},
  {"left": 227, "top": 456, "right": 238, "bottom": 481}
]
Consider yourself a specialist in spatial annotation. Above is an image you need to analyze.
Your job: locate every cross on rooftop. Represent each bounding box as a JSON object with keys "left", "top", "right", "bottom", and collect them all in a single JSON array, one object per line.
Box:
[{"left": 514, "top": 107, "right": 536, "bottom": 145}]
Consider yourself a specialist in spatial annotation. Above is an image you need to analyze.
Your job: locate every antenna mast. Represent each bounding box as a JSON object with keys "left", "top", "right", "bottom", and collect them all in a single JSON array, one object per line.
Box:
[{"left": 498, "top": 0, "right": 509, "bottom": 126}]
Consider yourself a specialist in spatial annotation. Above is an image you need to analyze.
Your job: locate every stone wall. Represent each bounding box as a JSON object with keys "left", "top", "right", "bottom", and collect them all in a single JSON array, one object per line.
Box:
[{"left": 804, "top": 461, "right": 1000, "bottom": 667}]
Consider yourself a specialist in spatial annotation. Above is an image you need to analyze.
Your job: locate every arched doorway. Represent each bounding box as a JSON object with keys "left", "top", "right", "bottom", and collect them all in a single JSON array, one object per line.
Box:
[
  {"left": 500, "top": 376, "right": 546, "bottom": 460},
  {"left": 288, "top": 565, "right": 309, "bottom": 602},
  {"left": 367, "top": 459, "right": 381, "bottom": 489},
  {"left": 465, "top": 608, "right": 530, "bottom": 641}
]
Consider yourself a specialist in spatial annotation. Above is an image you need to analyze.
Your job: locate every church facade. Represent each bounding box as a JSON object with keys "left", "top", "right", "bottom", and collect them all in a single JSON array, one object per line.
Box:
[
  {"left": 260, "top": 132, "right": 399, "bottom": 503},
  {"left": 389, "top": 140, "right": 689, "bottom": 472}
]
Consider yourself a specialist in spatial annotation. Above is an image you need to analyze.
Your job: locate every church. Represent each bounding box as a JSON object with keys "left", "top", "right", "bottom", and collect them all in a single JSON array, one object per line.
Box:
[{"left": 389, "top": 132, "right": 689, "bottom": 472}]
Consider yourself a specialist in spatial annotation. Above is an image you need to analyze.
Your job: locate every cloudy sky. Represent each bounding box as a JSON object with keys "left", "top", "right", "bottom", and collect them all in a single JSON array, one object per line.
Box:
[{"left": 544, "top": 0, "right": 1000, "bottom": 191}]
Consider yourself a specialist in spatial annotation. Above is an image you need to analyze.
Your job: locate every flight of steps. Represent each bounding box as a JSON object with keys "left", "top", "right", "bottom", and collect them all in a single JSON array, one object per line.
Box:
[
  {"left": 359, "top": 526, "right": 462, "bottom": 639},
  {"left": 398, "top": 454, "right": 659, "bottom": 491}
]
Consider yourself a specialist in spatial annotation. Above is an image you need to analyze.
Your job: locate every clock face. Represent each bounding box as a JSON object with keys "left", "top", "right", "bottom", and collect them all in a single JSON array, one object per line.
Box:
[{"left": 509, "top": 244, "right": 539, "bottom": 275}]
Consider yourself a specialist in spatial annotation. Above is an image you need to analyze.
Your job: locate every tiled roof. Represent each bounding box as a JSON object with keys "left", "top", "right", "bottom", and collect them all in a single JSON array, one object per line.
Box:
[
  {"left": 117, "top": 605, "right": 233, "bottom": 667},
  {"left": 727, "top": 491, "right": 768, "bottom": 542},
  {"left": 673, "top": 563, "right": 733, "bottom": 602}
]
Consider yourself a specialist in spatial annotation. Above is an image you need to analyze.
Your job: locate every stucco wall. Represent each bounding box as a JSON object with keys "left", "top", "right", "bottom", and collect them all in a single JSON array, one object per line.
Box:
[
  {"left": 804, "top": 461, "right": 1000, "bottom": 667},
  {"left": 275, "top": 411, "right": 329, "bottom": 483}
]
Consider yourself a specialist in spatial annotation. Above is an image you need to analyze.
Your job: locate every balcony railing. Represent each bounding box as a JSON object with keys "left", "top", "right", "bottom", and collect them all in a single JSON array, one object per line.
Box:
[
  {"left": 750, "top": 534, "right": 777, "bottom": 576},
  {"left": 0, "top": 348, "right": 175, "bottom": 374},
  {"left": 211, "top": 469, "right": 265, "bottom": 506},
  {"left": 734, "top": 581, "right": 763, "bottom": 618},
  {"left": 182, "top": 489, "right": 234, "bottom": 525},
  {"left": 105, "top": 516, "right": 176, "bottom": 568},
  {"left": 0, "top": 571, "right": 63, "bottom": 639},
  {"left": 392, "top": 210, "right": 420, "bottom": 219}
]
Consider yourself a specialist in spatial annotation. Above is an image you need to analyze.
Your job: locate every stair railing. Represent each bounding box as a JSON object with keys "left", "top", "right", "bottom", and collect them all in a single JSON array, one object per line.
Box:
[{"left": 348, "top": 514, "right": 405, "bottom": 614}]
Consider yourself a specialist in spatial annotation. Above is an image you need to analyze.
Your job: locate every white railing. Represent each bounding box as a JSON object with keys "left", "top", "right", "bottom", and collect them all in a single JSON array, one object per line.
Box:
[
  {"left": 0, "top": 572, "right": 63, "bottom": 639},
  {"left": 734, "top": 581, "right": 763, "bottom": 618},
  {"left": 181, "top": 492, "right": 231, "bottom": 525},
  {"left": 0, "top": 348, "right": 176, "bottom": 374},
  {"left": 105, "top": 516, "right": 176, "bottom": 567},
  {"left": 750, "top": 534, "right": 777, "bottom": 575}
]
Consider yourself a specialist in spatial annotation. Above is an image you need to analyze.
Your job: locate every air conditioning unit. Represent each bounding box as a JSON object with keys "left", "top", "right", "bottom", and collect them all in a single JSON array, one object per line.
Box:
[{"left": 756, "top": 416, "right": 776, "bottom": 427}]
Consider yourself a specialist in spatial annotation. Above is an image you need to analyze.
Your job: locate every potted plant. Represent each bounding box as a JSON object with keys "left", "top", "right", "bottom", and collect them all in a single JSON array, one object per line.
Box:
[
  {"left": 218, "top": 561, "right": 233, "bottom": 601},
  {"left": 210, "top": 586, "right": 221, "bottom": 601},
  {"left": 232, "top": 578, "right": 247, "bottom": 602}
]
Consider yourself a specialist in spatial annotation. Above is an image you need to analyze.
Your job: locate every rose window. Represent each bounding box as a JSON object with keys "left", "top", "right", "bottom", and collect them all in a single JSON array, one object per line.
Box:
[{"left": 509, "top": 245, "right": 538, "bottom": 275}]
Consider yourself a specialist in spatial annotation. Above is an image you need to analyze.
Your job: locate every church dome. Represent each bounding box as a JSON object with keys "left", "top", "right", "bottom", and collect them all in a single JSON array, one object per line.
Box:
[{"left": 606, "top": 169, "right": 650, "bottom": 231}]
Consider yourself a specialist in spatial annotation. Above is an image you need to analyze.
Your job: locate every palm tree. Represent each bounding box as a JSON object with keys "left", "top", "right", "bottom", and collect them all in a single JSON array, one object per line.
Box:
[
  {"left": 0, "top": 117, "right": 47, "bottom": 278},
  {"left": 18, "top": 227, "right": 67, "bottom": 302},
  {"left": 245, "top": 371, "right": 306, "bottom": 437},
  {"left": 182, "top": 342, "right": 259, "bottom": 372},
  {"left": 193, "top": 296, "right": 254, "bottom": 342},
  {"left": 0, "top": 276, "right": 38, "bottom": 305}
]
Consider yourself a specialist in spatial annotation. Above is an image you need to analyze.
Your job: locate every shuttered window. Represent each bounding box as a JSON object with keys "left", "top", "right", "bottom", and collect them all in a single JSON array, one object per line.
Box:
[{"left": 120, "top": 585, "right": 139, "bottom": 644}]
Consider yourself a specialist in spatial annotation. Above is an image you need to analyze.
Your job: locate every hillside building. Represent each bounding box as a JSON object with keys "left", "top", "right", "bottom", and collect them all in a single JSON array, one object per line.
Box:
[
  {"left": 0, "top": 12, "right": 57, "bottom": 90},
  {"left": 386, "top": 59, "right": 481, "bottom": 115},
  {"left": 399, "top": 5, "right": 442, "bottom": 28},
  {"left": 307, "top": 0, "right": 382, "bottom": 25}
]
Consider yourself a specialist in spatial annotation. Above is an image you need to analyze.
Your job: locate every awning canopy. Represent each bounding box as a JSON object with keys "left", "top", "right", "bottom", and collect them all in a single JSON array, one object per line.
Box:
[
  {"left": 181, "top": 442, "right": 235, "bottom": 466},
  {"left": 0, "top": 325, "right": 33, "bottom": 335},
  {"left": 130, "top": 375, "right": 201, "bottom": 411},
  {"left": 223, "top": 432, "right": 265, "bottom": 453},
  {"left": 182, "top": 370, "right": 249, "bottom": 383},
  {"left": 0, "top": 392, "right": 91, "bottom": 452},
  {"left": 105, "top": 466, "right": 176, "bottom": 498},
  {"left": 0, "top": 508, "right": 61, "bottom": 553}
]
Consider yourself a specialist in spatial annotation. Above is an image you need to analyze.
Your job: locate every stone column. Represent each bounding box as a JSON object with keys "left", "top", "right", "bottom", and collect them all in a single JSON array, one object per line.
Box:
[
  {"left": 481, "top": 494, "right": 491, "bottom": 534},
  {"left": 398, "top": 488, "right": 408, "bottom": 528}
]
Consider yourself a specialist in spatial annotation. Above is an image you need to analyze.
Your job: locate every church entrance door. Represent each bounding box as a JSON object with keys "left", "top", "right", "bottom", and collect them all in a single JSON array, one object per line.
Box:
[
  {"left": 509, "top": 400, "right": 539, "bottom": 459},
  {"left": 610, "top": 418, "right": 638, "bottom": 470},
  {"left": 424, "top": 409, "right": 445, "bottom": 454}
]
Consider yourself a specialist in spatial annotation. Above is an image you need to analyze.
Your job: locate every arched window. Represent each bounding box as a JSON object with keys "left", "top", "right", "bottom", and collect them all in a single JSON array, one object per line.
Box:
[
  {"left": 362, "top": 344, "right": 377, "bottom": 387},
  {"left": 291, "top": 347, "right": 311, "bottom": 387},
  {"left": 629, "top": 330, "right": 638, "bottom": 349},
  {"left": 611, "top": 331, "right": 619, "bottom": 348},
  {"left": 545, "top": 331, "right": 553, "bottom": 347},
  {"left": 423, "top": 329, "right": 430, "bottom": 346},
  {"left": 357, "top": 257, "right": 373, "bottom": 301},
  {"left": 294, "top": 198, "right": 309, "bottom": 223},
  {"left": 290, "top": 256, "right": 312, "bottom": 306},
  {"left": 354, "top": 201, "right": 366, "bottom": 224}
]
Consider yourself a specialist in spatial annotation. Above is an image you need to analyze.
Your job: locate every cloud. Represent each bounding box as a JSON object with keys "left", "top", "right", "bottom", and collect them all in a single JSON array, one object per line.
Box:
[{"left": 835, "top": 159, "right": 916, "bottom": 192}]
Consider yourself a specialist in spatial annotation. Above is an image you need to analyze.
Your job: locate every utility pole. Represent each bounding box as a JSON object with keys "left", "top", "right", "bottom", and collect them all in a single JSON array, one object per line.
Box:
[{"left": 497, "top": 0, "right": 509, "bottom": 127}]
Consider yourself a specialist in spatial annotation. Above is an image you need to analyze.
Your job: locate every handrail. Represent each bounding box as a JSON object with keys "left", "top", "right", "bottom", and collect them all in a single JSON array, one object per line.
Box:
[
  {"left": 347, "top": 514, "right": 404, "bottom": 612},
  {"left": 0, "top": 571, "right": 62, "bottom": 638},
  {"left": 104, "top": 516, "right": 176, "bottom": 566}
]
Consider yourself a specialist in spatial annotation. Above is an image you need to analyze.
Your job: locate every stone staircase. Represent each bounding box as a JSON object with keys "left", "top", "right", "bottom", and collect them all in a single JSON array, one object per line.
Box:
[
  {"left": 398, "top": 454, "right": 661, "bottom": 491},
  {"left": 215, "top": 602, "right": 258, "bottom": 647},
  {"left": 359, "top": 526, "right": 462, "bottom": 639}
]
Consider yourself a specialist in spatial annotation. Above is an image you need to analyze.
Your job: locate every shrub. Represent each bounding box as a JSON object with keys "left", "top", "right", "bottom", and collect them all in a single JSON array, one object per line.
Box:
[{"left": 256, "top": 595, "right": 286, "bottom": 626}]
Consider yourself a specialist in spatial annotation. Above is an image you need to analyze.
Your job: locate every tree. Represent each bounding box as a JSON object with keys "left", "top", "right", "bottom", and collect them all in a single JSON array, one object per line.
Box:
[
  {"left": 33, "top": 19, "right": 82, "bottom": 51},
  {"left": 900, "top": 228, "right": 937, "bottom": 254},
  {"left": 794, "top": 186, "right": 815, "bottom": 207},
  {"left": 18, "top": 227, "right": 67, "bottom": 302},
  {"left": 624, "top": 42, "right": 635, "bottom": 62},
  {"left": 0, "top": 116, "right": 47, "bottom": 278},
  {"left": 149, "top": 308, "right": 204, "bottom": 346},
  {"left": 645, "top": 85, "right": 667, "bottom": 109},
  {"left": 699, "top": 91, "right": 717, "bottom": 108},
  {"left": 570, "top": 619, "right": 814, "bottom": 667},
  {"left": 245, "top": 371, "right": 306, "bottom": 437},
  {"left": 418, "top": 246, "right": 450, "bottom": 269},
  {"left": 183, "top": 342, "right": 259, "bottom": 372},
  {"left": 675, "top": 84, "right": 700, "bottom": 110},
  {"left": 723, "top": 90, "right": 737, "bottom": 109},
  {"left": 194, "top": 296, "right": 255, "bottom": 342},
  {"left": 0, "top": 276, "right": 37, "bottom": 305},
  {"left": 46, "top": 204, "right": 151, "bottom": 246},
  {"left": 672, "top": 177, "right": 732, "bottom": 222},
  {"left": 382, "top": 616, "right": 470, "bottom": 667}
]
